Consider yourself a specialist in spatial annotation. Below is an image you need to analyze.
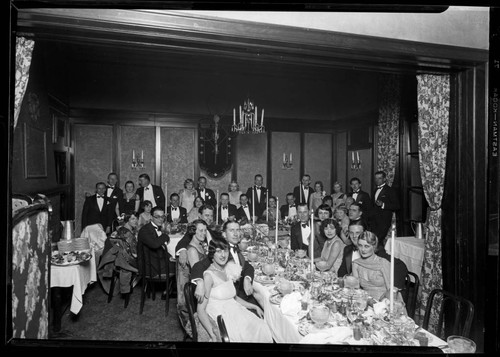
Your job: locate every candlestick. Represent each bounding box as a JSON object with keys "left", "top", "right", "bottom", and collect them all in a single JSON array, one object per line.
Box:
[
  {"left": 165, "top": 182, "right": 168, "bottom": 209},
  {"left": 252, "top": 187, "right": 256, "bottom": 224},
  {"left": 141, "top": 150, "right": 144, "bottom": 160},
  {"left": 255, "top": 106, "right": 257, "bottom": 126},
  {"left": 289, "top": 153, "right": 292, "bottom": 164},
  {"left": 261, "top": 109, "right": 264, "bottom": 126},
  {"left": 310, "top": 209, "right": 314, "bottom": 273},
  {"left": 390, "top": 223, "right": 396, "bottom": 315},
  {"left": 283, "top": 152, "right": 286, "bottom": 164},
  {"left": 239, "top": 106, "right": 242, "bottom": 124},
  {"left": 233, "top": 108, "right": 236, "bottom": 126},
  {"left": 266, "top": 191, "right": 269, "bottom": 222},
  {"left": 352, "top": 151, "right": 355, "bottom": 162},
  {"left": 356, "top": 151, "right": 360, "bottom": 162},
  {"left": 275, "top": 198, "right": 279, "bottom": 247},
  {"left": 132, "top": 150, "right": 135, "bottom": 160}
]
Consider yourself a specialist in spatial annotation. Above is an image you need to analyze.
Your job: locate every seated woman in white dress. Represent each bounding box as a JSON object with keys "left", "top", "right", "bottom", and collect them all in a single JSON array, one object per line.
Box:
[
  {"left": 197, "top": 237, "right": 273, "bottom": 343},
  {"left": 313, "top": 218, "right": 344, "bottom": 273}
]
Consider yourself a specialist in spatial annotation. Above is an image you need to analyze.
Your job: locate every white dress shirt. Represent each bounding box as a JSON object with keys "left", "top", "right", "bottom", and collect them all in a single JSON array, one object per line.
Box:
[
  {"left": 300, "top": 223, "right": 311, "bottom": 246},
  {"left": 302, "top": 186, "right": 309, "bottom": 203},
  {"left": 242, "top": 205, "right": 251, "bottom": 220},
  {"left": 352, "top": 250, "right": 361, "bottom": 262},
  {"left": 221, "top": 205, "right": 229, "bottom": 221},
  {"left": 170, "top": 206, "right": 180, "bottom": 220},
  {"left": 106, "top": 186, "right": 114, "bottom": 198},
  {"left": 143, "top": 184, "right": 156, "bottom": 207},
  {"left": 151, "top": 222, "right": 163, "bottom": 236},
  {"left": 288, "top": 206, "right": 297, "bottom": 218},
  {"left": 255, "top": 186, "right": 262, "bottom": 202},
  {"left": 96, "top": 195, "right": 104, "bottom": 211},
  {"left": 352, "top": 191, "right": 359, "bottom": 201},
  {"left": 229, "top": 244, "right": 241, "bottom": 267},
  {"left": 375, "top": 184, "right": 385, "bottom": 201}
]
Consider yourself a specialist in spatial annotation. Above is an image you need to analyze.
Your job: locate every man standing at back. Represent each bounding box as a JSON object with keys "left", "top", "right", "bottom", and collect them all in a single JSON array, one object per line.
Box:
[
  {"left": 136, "top": 173, "right": 166, "bottom": 210},
  {"left": 81, "top": 182, "right": 113, "bottom": 234},
  {"left": 293, "top": 174, "right": 313, "bottom": 208},
  {"left": 346, "top": 177, "right": 372, "bottom": 214},
  {"left": 370, "top": 171, "right": 400, "bottom": 249},
  {"left": 105, "top": 172, "right": 122, "bottom": 224},
  {"left": 196, "top": 176, "right": 216, "bottom": 207},
  {"left": 245, "top": 174, "right": 268, "bottom": 220}
]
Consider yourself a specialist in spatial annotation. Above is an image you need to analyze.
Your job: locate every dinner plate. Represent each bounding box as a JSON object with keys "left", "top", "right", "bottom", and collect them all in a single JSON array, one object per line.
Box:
[
  {"left": 269, "top": 294, "right": 283, "bottom": 305},
  {"left": 254, "top": 275, "right": 276, "bottom": 285},
  {"left": 297, "top": 320, "right": 334, "bottom": 336},
  {"left": 51, "top": 251, "right": 92, "bottom": 266}
]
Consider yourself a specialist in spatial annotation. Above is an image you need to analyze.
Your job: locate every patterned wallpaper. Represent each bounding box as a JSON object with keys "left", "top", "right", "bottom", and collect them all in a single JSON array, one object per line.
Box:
[
  {"left": 74, "top": 124, "right": 113, "bottom": 235},
  {"left": 304, "top": 133, "right": 332, "bottom": 194},
  {"left": 160, "top": 127, "right": 196, "bottom": 200}
]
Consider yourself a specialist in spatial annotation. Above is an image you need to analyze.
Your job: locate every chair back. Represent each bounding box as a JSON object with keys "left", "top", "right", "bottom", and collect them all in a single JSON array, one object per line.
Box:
[
  {"left": 401, "top": 271, "right": 420, "bottom": 318},
  {"left": 422, "top": 288, "right": 474, "bottom": 339},
  {"left": 217, "top": 315, "right": 230, "bottom": 343},
  {"left": 184, "top": 282, "right": 199, "bottom": 341}
]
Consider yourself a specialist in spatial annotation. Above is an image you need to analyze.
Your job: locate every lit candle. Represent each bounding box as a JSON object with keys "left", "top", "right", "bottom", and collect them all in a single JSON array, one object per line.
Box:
[
  {"left": 266, "top": 190, "right": 269, "bottom": 222},
  {"left": 289, "top": 153, "right": 292, "bottom": 164},
  {"left": 352, "top": 151, "right": 355, "bottom": 162},
  {"left": 390, "top": 223, "right": 396, "bottom": 315},
  {"left": 261, "top": 109, "right": 264, "bottom": 126},
  {"left": 239, "top": 106, "right": 242, "bottom": 124},
  {"left": 233, "top": 108, "right": 236, "bottom": 126},
  {"left": 283, "top": 152, "right": 286, "bottom": 164},
  {"left": 132, "top": 150, "right": 135, "bottom": 160},
  {"left": 255, "top": 106, "right": 257, "bottom": 126},
  {"left": 141, "top": 150, "right": 144, "bottom": 160},
  {"left": 275, "top": 198, "right": 279, "bottom": 247},
  {"left": 165, "top": 182, "right": 168, "bottom": 208},
  {"left": 216, "top": 189, "right": 219, "bottom": 225},
  {"left": 357, "top": 151, "right": 360, "bottom": 162},
  {"left": 310, "top": 209, "right": 314, "bottom": 273},
  {"left": 252, "top": 187, "right": 256, "bottom": 224}
]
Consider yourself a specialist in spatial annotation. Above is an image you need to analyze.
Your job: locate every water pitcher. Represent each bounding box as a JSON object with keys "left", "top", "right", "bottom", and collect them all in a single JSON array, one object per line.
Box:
[
  {"left": 61, "top": 220, "right": 75, "bottom": 240},
  {"left": 411, "top": 221, "right": 424, "bottom": 239}
]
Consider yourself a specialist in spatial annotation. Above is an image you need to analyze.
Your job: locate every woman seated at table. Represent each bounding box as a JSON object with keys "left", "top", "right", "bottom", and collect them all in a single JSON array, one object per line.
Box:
[
  {"left": 197, "top": 236, "right": 273, "bottom": 343},
  {"left": 331, "top": 181, "right": 346, "bottom": 209},
  {"left": 137, "top": 200, "right": 153, "bottom": 229},
  {"left": 177, "top": 219, "right": 209, "bottom": 338},
  {"left": 261, "top": 195, "right": 278, "bottom": 223},
  {"left": 352, "top": 231, "right": 405, "bottom": 301},
  {"left": 187, "top": 196, "right": 205, "bottom": 223},
  {"left": 314, "top": 218, "right": 344, "bottom": 273}
]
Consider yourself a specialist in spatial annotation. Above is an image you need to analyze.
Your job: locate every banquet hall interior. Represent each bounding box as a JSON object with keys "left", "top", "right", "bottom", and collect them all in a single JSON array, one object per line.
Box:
[{"left": 4, "top": 3, "right": 499, "bottom": 355}]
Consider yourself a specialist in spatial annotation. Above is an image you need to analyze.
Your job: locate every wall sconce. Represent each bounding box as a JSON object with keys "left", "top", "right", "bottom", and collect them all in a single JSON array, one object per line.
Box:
[
  {"left": 132, "top": 149, "right": 144, "bottom": 170},
  {"left": 351, "top": 151, "right": 361, "bottom": 170},
  {"left": 282, "top": 152, "right": 293, "bottom": 169}
]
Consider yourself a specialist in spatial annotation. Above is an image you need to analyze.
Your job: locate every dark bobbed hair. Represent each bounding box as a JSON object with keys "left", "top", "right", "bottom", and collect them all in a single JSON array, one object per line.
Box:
[
  {"left": 320, "top": 218, "right": 341, "bottom": 238},
  {"left": 315, "top": 204, "right": 333, "bottom": 218},
  {"left": 141, "top": 200, "right": 153, "bottom": 209},
  {"left": 198, "top": 204, "right": 214, "bottom": 215},
  {"left": 207, "top": 237, "right": 229, "bottom": 261},
  {"left": 193, "top": 195, "right": 205, "bottom": 206}
]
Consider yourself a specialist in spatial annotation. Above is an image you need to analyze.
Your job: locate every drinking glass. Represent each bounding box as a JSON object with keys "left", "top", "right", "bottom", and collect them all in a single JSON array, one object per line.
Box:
[
  {"left": 310, "top": 304, "right": 330, "bottom": 328},
  {"left": 447, "top": 335, "right": 476, "bottom": 353}
]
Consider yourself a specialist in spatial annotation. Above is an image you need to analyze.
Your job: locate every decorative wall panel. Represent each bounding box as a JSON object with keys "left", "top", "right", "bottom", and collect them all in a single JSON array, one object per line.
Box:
[
  {"left": 235, "top": 134, "right": 268, "bottom": 196},
  {"left": 119, "top": 125, "right": 156, "bottom": 189},
  {"left": 74, "top": 124, "right": 113, "bottom": 235},
  {"left": 161, "top": 127, "right": 196, "bottom": 202},
  {"left": 271, "top": 132, "right": 301, "bottom": 204},
  {"left": 203, "top": 170, "right": 232, "bottom": 201},
  {"left": 304, "top": 133, "right": 332, "bottom": 194},
  {"left": 336, "top": 131, "right": 348, "bottom": 193}
]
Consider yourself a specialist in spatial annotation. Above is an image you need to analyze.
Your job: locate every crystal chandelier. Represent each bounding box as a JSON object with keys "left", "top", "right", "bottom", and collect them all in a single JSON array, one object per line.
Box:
[{"left": 231, "top": 98, "right": 265, "bottom": 134}]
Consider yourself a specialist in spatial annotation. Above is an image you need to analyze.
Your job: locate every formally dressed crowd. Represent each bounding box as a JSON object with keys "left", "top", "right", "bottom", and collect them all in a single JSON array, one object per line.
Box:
[{"left": 81, "top": 170, "right": 408, "bottom": 342}]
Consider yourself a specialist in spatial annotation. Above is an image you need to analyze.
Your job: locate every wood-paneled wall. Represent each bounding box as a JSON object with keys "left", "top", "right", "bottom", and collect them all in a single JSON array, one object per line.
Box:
[
  {"left": 271, "top": 132, "right": 301, "bottom": 204},
  {"left": 304, "top": 133, "right": 333, "bottom": 193},
  {"left": 235, "top": 133, "right": 268, "bottom": 196}
]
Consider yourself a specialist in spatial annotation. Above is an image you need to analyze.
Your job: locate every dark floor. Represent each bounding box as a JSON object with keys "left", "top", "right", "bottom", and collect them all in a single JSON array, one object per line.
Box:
[{"left": 50, "top": 280, "right": 186, "bottom": 342}]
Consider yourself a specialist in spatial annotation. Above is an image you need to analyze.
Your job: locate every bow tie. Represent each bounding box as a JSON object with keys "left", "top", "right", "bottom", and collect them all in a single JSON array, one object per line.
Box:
[
  {"left": 377, "top": 185, "right": 384, "bottom": 189},
  {"left": 256, "top": 187, "right": 261, "bottom": 190},
  {"left": 222, "top": 206, "right": 228, "bottom": 210},
  {"left": 230, "top": 245, "right": 240, "bottom": 253},
  {"left": 154, "top": 225, "right": 162, "bottom": 232},
  {"left": 242, "top": 205, "right": 248, "bottom": 209},
  {"left": 145, "top": 187, "right": 150, "bottom": 191},
  {"left": 289, "top": 205, "right": 295, "bottom": 208},
  {"left": 352, "top": 246, "right": 359, "bottom": 252},
  {"left": 301, "top": 223, "right": 309, "bottom": 228},
  {"left": 171, "top": 207, "right": 177, "bottom": 211},
  {"left": 353, "top": 190, "right": 360, "bottom": 194},
  {"left": 96, "top": 195, "right": 104, "bottom": 199},
  {"left": 107, "top": 186, "right": 114, "bottom": 190}
]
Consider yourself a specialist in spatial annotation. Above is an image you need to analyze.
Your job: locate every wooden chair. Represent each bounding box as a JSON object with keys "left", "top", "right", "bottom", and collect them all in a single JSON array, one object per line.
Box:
[
  {"left": 217, "top": 315, "right": 230, "bottom": 343},
  {"left": 107, "top": 267, "right": 134, "bottom": 308},
  {"left": 183, "top": 282, "right": 198, "bottom": 342},
  {"left": 137, "top": 242, "right": 171, "bottom": 315},
  {"left": 401, "top": 271, "right": 420, "bottom": 319},
  {"left": 422, "top": 288, "right": 474, "bottom": 339}
]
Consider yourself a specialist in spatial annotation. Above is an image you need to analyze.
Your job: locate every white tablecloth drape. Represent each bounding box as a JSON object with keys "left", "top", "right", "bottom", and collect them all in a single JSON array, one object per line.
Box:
[
  {"left": 385, "top": 236, "right": 425, "bottom": 281},
  {"left": 50, "top": 250, "right": 97, "bottom": 314}
]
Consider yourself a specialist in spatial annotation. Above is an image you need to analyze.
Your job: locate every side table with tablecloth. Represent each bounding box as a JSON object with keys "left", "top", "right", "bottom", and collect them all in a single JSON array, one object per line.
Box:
[{"left": 384, "top": 236, "right": 425, "bottom": 282}]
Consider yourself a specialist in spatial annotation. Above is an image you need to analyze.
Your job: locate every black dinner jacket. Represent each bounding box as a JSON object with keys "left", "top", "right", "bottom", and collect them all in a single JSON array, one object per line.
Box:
[
  {"left": 166, "top": 205, "right": 188, "bottom": 223},
  {"left": 371, "top": 185, "right": 400, "bottom": 219},
  {"left": 290, "top": 221, "right": 311, "bottom": 252},
  {"left": 280, "top": 204, "right": 297, "bottom": 219},
  {"left": 236, "top": 203, "right": 253, "bottom": 223},
  {"left": 105, "top": 186, "right": 123, "bottom": 218},
  {"left": 136, "top": 184, "right": 166, "bottom": 210},
  {"left": 196, "top": 187, "right": 217, "bottom": 207},
  {"left": 216, "top": 203, "right": 238, "bottom": 225},
  {"left": 137, "top": 222, "right": 170, "bottom": 275},
  {"left": 81, "top": 194, "right": 113, "bottom": 231},
  {"left": 245, "top": 186, "right": 269, "bottom": 219},
  {"left": 337, "top": 244, "right": 408, "bottom": 290},
  {"left": 293, "top": 185, "right": 313, "bottom": 207},
  {"left": 347, "top": 190, "right": 373, "bottom": 214}
]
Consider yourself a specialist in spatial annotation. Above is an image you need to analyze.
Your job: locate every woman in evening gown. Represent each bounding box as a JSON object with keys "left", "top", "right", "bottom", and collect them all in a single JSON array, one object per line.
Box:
[
  {"left": 179, "top": 178, "right": 197, "bottom": 214},
  {"left": 187, "top": 196, "right": 205, "bottom": 223},
  {"left": 119, "top": 180, "right": 140, "bottom": 215},
  {"left": 197, "top": 237, "right": 273, "bottom": 343},
  {"left": 331, "top": 181, "right": 347, "bottom": 209},
  {"left": 228, "top": 180, "right": 243, "bottom": 209}
]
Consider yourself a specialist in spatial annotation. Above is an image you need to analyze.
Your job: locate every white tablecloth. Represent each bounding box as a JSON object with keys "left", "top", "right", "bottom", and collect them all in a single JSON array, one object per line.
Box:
[
  {"left": 50, "top": 250, "right": 97, "bottom": 314},
  {"left": 385, "top": 236, "right": 425, "bottom": 281},
  {"left": 166, "top": 233, "right": 183, "bottom": 258}
]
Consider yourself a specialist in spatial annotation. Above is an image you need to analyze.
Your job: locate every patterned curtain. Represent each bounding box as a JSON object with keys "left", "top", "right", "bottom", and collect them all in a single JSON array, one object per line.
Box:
[
  {"left": 14, "top": 36, "right": 35, "bottom": 130},
  {"left": 416, "top": 74, "right": 450, "bottom": 332},
  {"left": 377, "top": 74, "right": 401, "bottom": 186}
]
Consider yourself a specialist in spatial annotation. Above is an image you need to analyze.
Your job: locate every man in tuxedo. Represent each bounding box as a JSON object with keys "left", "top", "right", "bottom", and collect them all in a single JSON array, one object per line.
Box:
[
  {"left": 370, "top": 171, "right": 400, "bottom": 249},
  {"left": 337, "top": 221, "right": 407, "bottom": 291},
  {"left": 137, "top": 206, "right": 172, "bottom": 299},
  {"left": 190, "top": 221, "right": 256, "bottom": 305},
  {"left": 136, "top": 173, "right": 166, "bottom": 210},
  {"left": 280, "top": 193, "right": 297, "bottom": 220},
  {"left": 196, "top": 176, "right": 216, "bottom": 207},
  {"left": 175, "top": 204, "right": 218, "bottom": 269},
  {"left": 166, "top": 193, "right": 188, "bottom": 224},
  {"left": 290, "top": 203, "right": 313, "bottom": 253},
  {"left": 245, "top": 174, "right": 269, "bottom": 219},
  {"left": 216, "top": 192, "right": 237, "bottom": 225},
  {"left": 293, "top": 174, "right": 313, "bottom": 208},
  {"left": 105, "top": 172, "right": 122, "bottom": 224},
  {"left": 347, "top": 177, "right": 372, "bottom": 214},
  {"left": 236, "top": 194, "right": 253, "bottom": 224},
  {"left": 81, "top": 182, "right": 113, "bottom": 233}
]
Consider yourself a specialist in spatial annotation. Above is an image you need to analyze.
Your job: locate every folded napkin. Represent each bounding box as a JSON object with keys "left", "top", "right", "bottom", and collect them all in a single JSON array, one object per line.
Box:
[
  {"left": 299, "top": 326, "right": 352, "bottom": 344},
  {"left": 373, "top": 300, "right": 388, "bottom": 316},
  {"left": 280, "top": 291, "right": 302, "bottom": 317}
]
